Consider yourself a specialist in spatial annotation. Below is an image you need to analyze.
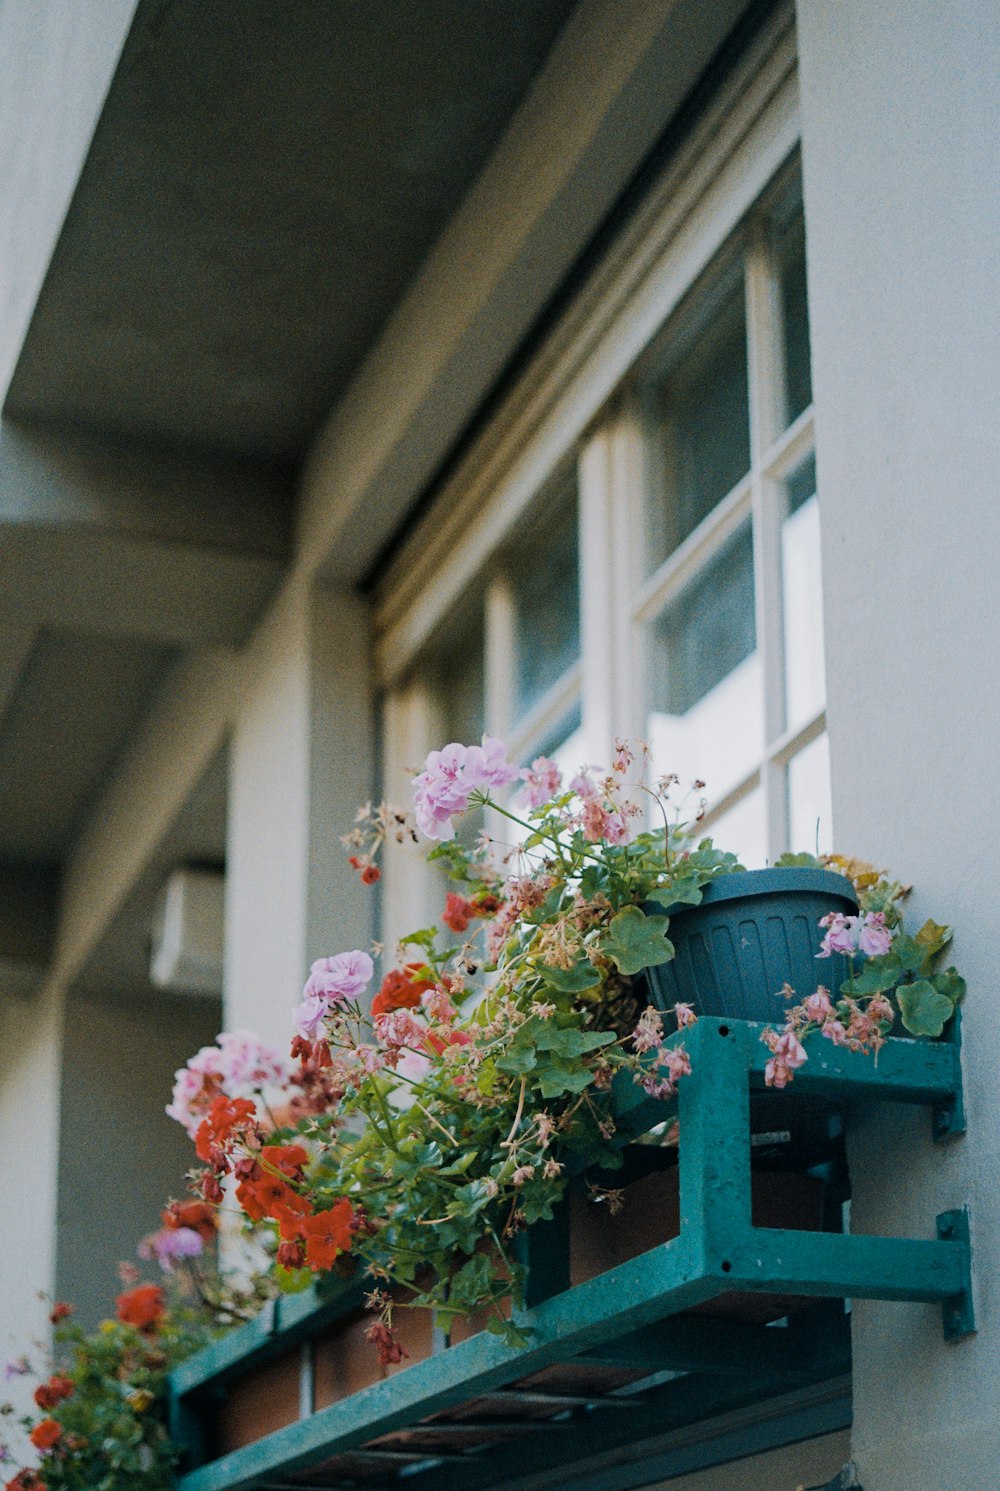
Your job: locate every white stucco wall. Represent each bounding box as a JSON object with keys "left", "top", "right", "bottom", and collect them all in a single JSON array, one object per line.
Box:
[
  {"left": 798, "top": 1, "right": 1000, "bottom": 1484},
  {"left": 224, "top": 578, "right": 374, "bottom": 1045},
  {"left": 0, "top": 982, "right": 63, "bottom": 1383},
  {"left": 54, "top": 989, "right": 221, "bottom": 1329}
]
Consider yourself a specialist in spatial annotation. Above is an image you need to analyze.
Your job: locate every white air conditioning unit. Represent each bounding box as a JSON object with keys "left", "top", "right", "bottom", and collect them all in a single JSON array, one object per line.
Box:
[{"left": 150, "top": 868, "right": 225, "bottom": 995}]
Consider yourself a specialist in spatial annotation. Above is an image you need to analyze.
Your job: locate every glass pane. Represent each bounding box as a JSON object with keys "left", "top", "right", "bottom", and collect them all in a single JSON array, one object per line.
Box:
[
  {"left": 428, "top": 607, "right": 485, "bottom": 746},
  {"left": 775, "top": 207, "right": 812, "bottom": 426},
  {"left": 646, "top": 276, "right": 751, "bottom": 572},
  {"left": 501, "top": 701, "right": 585, "bottom": 853},
  {"left": 788, "top": 732, "right": 833, "bottom": 855},
  {"left": 509, "top": 483, "right": 579, "bottom": 721},
  {"left": 646, "top": 521, "right": 763, "bottom": 805},
  {"left": 781, "top": 453, "right": 825, "bottom": 730},
  {"left": 704, "top": 787, "right": 767, "bottom": 869}
]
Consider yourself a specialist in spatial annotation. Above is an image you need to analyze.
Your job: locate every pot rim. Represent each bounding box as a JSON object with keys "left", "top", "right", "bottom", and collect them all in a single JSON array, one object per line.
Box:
[{"left": 677, "top": 865, "right": 859, "bottom": 910}]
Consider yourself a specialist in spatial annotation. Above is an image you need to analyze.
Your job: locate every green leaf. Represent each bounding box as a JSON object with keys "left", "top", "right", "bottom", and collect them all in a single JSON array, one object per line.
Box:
[
  {"left": 486, "top": 1315, "right": 534, "bottom": 1349},
  {"left": 538, "top": 959, "right": 602, "bottom": 992},
  {"left": 495, "top": 1045, "right": 537, "bottom": 1075},
  {"left": 932, "top": 967, "right": 966, "bottom": 1005},
  {"left": 448, "top": 1251, "right": 494, "bottom": 1309},
  {"left": 891, "top": 934, "right": 927, "bottom": 975},
  {"left": 774, "top": 851, "right": 822, "bottom": 868},
  {"left": 645, "top": 874, "right": 703, "bottom": 909},
  {"left": 915, "top": 918, "right": 952, "bottom": 959},
  {"left": 536, "top": 1065, "right": 596, "bottom": 1098},
  {"left": 840, "top": 952, "right": 900, "bottom": 996},
  {"left": 533, "top": 1026, "right": 616, "bottom": 1057},
  {"left": 897, "top": 979, "right": 955, "bottom": 1037},
  {"left": 602, "top": 905, "right": 675, "bottom": 975}
]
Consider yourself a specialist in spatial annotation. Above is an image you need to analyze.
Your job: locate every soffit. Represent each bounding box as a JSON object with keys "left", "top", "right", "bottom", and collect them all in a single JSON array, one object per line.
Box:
[
  {"left": 0, "top": 628, "right": 177, "bottom": 863},
  {"left": 4, "top": 0, "right": 578, "bottom": 466}
]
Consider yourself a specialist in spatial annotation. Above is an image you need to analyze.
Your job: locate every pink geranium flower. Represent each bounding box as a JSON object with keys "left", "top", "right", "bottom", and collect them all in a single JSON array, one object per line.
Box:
[
  {"left": 304, "top": 951, "right": 374, "bottom": 1002},
  {"left": 858, "top": 911, "right": 893, "bottom": 957},
  {"left": 518, "top": 756, "right": 562, "bottom": 809},
  {"left": 412, "top": 737, "right": 519, "bottom": 839},
  {"left": 817, "top": 912, "right": 860, "bottom": 957}
]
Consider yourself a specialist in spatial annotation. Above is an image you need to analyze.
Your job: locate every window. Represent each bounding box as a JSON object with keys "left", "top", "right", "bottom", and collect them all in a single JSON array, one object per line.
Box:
[
  {"left": 629, "top": 171, "right": 827, "bottom": 865},
  {"left": 374, "top": 14, "right": 827, "bottom": 937}
]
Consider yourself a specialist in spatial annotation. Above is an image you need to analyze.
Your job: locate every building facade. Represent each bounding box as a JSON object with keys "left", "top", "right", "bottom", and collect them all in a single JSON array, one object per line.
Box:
[{"left": 1, "top": 1, "right": 998, "bottom": 1486}]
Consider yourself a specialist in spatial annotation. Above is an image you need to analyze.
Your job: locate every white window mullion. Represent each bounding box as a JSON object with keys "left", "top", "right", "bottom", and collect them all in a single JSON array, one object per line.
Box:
[
  {"left": 578, "top": 423, "right": 621, "bottom": 764},
  {"left": 484, "top": 576, "right": 516, "bottom": 741},
  {"left": 745, "top": 228, "right": 789, "bottom": 859},
  {"left": 381, "top": 683, "right": 437, "bottom": 952},
  {"left": 608, "top": 392, "right": 649, "bottom": 745}
]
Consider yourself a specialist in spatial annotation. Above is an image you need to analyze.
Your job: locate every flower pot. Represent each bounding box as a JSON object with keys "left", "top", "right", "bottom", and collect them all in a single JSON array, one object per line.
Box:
[{"left": 643, "top": 867, "right": 859, "bottom": 1023}]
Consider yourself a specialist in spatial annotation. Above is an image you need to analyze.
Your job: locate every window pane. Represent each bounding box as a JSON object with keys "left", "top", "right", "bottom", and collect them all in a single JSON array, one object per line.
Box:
[
  {"left": 647, "top": 521, "right": 763, "bottom": 804},
  {"left": 501, "top": 702, "right": 585, "bottom": 853},
  {"left": 775, "top": 208, "right": 812, "bottom": 426},
  {"left": 787, "top": 732, "right": 833, "bottom": 855},
  {"left": 509, "top": 484, "right": 579, "bottom": 721},
  {"left": 428, "top": 607, "right": 484, "bottom": 745},
  {"left": 645, "top": 277, "right": 751, "bottom": 572},
  {"left": 704, "top": 787, "right": 767, "bottom": 869},
  {"left": 781, "top": 453, "right": 825, "bottom": 730}
]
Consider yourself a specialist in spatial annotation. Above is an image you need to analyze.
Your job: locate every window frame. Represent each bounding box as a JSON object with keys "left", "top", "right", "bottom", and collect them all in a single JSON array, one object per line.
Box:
[{"left": 373, "top": 8, "right": 818, "bottom": 938}]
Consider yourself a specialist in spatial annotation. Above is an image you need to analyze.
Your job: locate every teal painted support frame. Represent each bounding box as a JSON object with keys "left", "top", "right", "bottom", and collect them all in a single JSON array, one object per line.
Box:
[{"left": 170, "top": 1017, "right": 970, "bottom": 1491}]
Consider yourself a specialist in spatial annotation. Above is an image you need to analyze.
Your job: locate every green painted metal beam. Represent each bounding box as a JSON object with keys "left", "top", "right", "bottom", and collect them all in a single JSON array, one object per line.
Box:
[
  {"left": 374, "top": 1343, "right": 852, "bottom": 1491},
  {"left": 573, "top": 1316, "right": 814, "bottom": 1378},
  {"left": 170, "top": 1014, "right": 967, "bottom": 1490}
]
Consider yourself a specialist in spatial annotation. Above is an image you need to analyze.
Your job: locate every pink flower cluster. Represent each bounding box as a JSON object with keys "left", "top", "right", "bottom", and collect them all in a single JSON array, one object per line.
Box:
[
  {"left": 580, "top": 797, "right": 627, "bottom": 844},
  {"left": 630, "top": 1004, "right": 696, "bottom": 1098},
  {"left": 518, "top": 755, "right": 563, "bottom": 809},
  {"left": 166, "top": 1030, "right": 290, "bottom": 1137},
  {"left": 818, "top": 910, "right": 893, "bottom": 959},
  {"left": 413, "top": 737, "right": 519, "bottom": 839},
  {"left": 763, "top": 984, "right": 896, "bottom": 1088},
  {"left": 294, "top": 951, "right": 374, "bottom": 1040},
  {"left": 138, "top": 1226, "right": 204, "bottom": 1270},
  {"left": 761, "top": 1027, "right": 808, "bottom": 1088}
]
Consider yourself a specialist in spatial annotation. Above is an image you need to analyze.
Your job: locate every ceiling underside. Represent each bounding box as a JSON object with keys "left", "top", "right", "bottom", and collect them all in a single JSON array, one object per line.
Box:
[
  {"left": 5, "top": 0, "right": 578, "bottom": 466},
  {"left": 0, "top": 0, "right": 577, "bottom": 956}
]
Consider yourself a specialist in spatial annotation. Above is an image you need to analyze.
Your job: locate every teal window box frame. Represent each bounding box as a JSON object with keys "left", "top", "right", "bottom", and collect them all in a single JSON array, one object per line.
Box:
[{"left": 169, "top": 1016, "right": 970, "bottom": 1491}]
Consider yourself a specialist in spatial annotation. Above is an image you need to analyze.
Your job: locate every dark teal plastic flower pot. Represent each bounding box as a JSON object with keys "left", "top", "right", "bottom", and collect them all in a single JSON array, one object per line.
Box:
[{"left": 643, "top": 867, "right": 859, "bottom": 1023}]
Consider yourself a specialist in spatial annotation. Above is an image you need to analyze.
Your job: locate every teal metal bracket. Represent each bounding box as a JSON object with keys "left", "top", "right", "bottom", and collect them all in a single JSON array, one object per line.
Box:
[
  {"left": 937, "top": 1207, "right": 975, "bottom": 1340},
  {"left": 931, "top": 1007, "right": 966, "bottom": 1142},
  {"left": 168, "top": 1017, "right": 971, "bottom": 1491}
]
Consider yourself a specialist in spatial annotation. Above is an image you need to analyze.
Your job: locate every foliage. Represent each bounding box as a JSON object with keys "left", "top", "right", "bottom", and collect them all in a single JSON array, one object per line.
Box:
[
  {"left": 1, "top": 1296, "right": 221, "bottom": 1491},
  {"left": 763, "top": 850, "right": 965, "bottom": 1082},
  {"left": 171, "top": 738, "right": 965, "bottom": 1359}
]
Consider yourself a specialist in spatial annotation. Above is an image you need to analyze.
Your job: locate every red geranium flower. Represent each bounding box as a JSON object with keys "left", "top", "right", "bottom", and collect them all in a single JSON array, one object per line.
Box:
[
  {"left": 162, "top": 1201, "right": 217, "bottom": 1242},
  {"left": 235, "top": 1174, "right": 311, "bottom": 1227},
  {"left": 365, "top": 1318, "right": 408, "bottom": 1365},
  {"left": 33, "top": 1376, "right": 73, "bottom": 1411},
  {"left": 300, "top": 1199, "right": 354, "bottom": 1271},
  {"left": 442, "top": 892, "right": 475, "bottom": 933},
  {"left": 194, "top": 1094, "right": 258, "bottom": 1164},
  {"left": 115, "top": 1284, "right": 165, "bottom": 1332},
  {"left": 29, "top": 1419, "right": 61, "bottom": 1452},
  {"left": 6, "top": 1470, "right": 47, "bottom": 1491},
  {"left": 48, "top": 1301, "right": 73, "bottom": 1324},
  {"left": 260, "top": 1144, "right": 309, "bottom": 1179},
  {"left": 371, "top": 965, "right": 435, "bottom": 1018}
]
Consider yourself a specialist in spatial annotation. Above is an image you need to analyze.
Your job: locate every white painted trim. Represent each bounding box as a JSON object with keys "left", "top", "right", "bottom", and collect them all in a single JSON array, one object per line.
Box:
[
  {"left": 632, "top": 476, "right": 753, "bottom": 625},
  {"left": 374, "top": 11, "right": 799, "bottom": 680}
]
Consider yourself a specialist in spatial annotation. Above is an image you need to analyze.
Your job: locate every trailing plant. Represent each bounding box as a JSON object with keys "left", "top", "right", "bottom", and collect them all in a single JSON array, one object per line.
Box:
[
  {"left": 168, "top": 736, "right": 964, "bottom": 1357},
  {"left": 1, "top": 1210, "right": 269, "bottom": 1489}
]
